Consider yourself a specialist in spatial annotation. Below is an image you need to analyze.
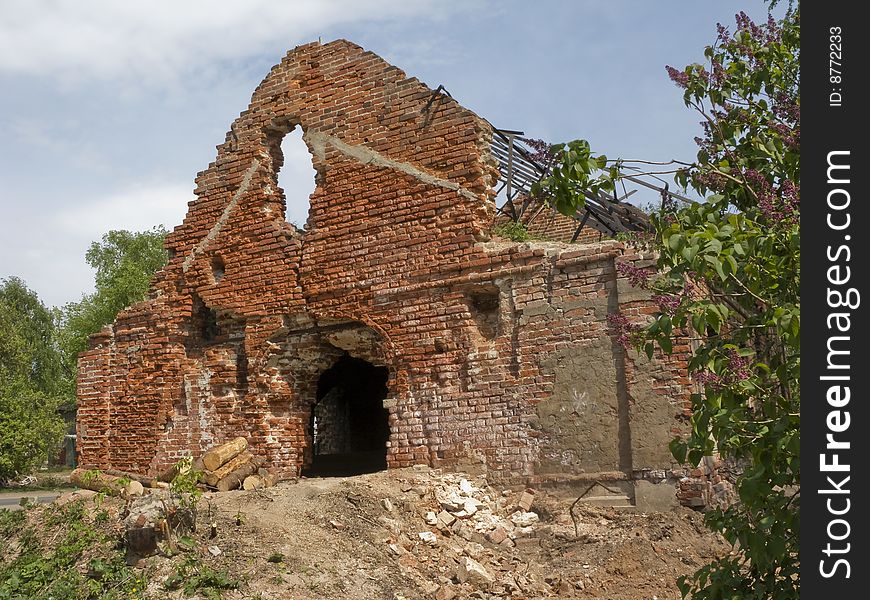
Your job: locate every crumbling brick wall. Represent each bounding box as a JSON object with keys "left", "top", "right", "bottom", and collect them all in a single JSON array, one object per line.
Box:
[{"left": 77, "top": 40, "right": 691, "bottom": 499}]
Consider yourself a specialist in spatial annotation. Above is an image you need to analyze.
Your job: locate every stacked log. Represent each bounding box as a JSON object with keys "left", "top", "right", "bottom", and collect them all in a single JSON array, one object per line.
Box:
[
  {"left": 70, "top": 468, "right": 146, "bottom": 497},
  {"left": 203, "top": 437, "right": 248, "bottom": 471},
  {"left": 197, "top": 438, "right": 276, "bottom": 492},
  {"left": 202, "top": 452, "right": 253, "bottom": 487},
  {"left": 73, "top": 439, "right": 278, "bottom": 495},
  {"left": 216, "top": 456, "right": 265, "bottom": 492}
]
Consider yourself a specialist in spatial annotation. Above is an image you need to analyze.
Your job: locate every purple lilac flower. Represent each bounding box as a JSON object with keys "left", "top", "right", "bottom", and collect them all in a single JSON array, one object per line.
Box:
[
  {"left": 607, "top": 313, "right": 642, "bottom": 349},
  {"left": 616, "top": 262, "right": 652, "bottom": 289},
  {"left": 652, "top": 294, "right": 681, "bottom": 316},
  {"left": 666, "top": 65, "right": 690, "bottom": 88}
]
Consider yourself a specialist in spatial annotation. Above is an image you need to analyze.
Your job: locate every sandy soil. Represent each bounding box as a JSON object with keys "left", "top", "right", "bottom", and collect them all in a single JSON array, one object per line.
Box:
[{"left": 4, "top": 466, "right": 731, "bottom": 599}]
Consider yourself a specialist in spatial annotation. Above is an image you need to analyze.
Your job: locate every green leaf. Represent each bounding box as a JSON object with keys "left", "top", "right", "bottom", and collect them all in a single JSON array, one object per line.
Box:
[
  {"left": 660, "top": 336, "right": 673, "bottom": 354},
  {"left": 670, "top": 439, "right": 688, "bottom": 463}
]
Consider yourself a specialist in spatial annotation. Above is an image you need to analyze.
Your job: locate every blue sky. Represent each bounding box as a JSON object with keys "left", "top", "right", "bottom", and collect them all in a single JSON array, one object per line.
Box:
[{"left": 0, "top": 0, "right": 775, "bottom": 308}]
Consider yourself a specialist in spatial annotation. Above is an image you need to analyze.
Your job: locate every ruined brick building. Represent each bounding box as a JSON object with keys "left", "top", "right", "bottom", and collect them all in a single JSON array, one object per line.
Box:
[{"left": 77, "top": 40, "right": 697, "bottom": 509}]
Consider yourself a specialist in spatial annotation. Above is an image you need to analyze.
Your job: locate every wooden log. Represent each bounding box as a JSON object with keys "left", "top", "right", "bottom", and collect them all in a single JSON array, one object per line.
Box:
[
  {"left": 242, "top": 475, "right": 263, "bottom": 491},
  {"left": 127, "top": 480, "right": 145, "bottom": 496},
  {"left": 157, "top": 456, "right": 204, "bottom": 483},
  {"left": 256, "top": 467, "right": 278, "bottom": 488},
  {"left": 216, "top": 457, "right": 265, "bottom": 492},
  {"left": 70, "top": 468, "right": 143, "bottom": 497},
  {"left": 102, "top": 469, "right": 161, "bottom": 488},
  {"left": 202, "top": 452, "right": 253, "bottom": 487},
  {"left": 202, "top": 437, "right": 248, "bottom": 472}
]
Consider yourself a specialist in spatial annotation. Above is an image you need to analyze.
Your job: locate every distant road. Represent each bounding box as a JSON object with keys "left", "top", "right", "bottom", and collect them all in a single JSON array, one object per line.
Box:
[{"left": 0, "top": 492, "right": 61, "bottom": 511}]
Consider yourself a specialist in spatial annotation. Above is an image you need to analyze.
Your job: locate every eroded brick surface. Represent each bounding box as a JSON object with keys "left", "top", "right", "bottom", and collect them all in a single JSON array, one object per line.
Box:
[{"left": 77, "top": 40, "right": 691, "bottom": 490}]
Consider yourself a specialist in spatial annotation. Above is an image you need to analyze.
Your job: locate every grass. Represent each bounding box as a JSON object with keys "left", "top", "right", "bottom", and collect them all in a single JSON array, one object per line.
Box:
[
  {"left": 0, "top": 500, "right": 146, "bottom": 600},
  {"left": 492, "top": 221, "right": 534, "bottom": 242},
  {"left": 164, "top": 555, "right": 240, "bottom": 599}
]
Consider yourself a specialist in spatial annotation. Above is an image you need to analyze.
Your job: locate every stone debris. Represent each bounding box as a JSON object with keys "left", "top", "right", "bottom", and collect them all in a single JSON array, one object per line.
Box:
[
  {"left": 436, "top": 510, "right": 456, "bottom": 529},
  {"left": 434, "top": 586, "right": 457, "bottom": 600},
  {"left": 461, "top": 499, "right": 479, "bottom": 517},
  {"left": 485, "top": 526, "right": 509, "bottom": 545},
  {"left": 377, "top": 471, "right": 570, "bottom": 596},
  {"left": 456, "top": 556, "right": 495, "bottom": 586},
  {"left": 510, "top": 510, "right": 540, "bottom": 527},
  {"left": 22, "top": 466, "right": 724, "bottom": 600},
  {"left": 387, "top": 543, "right": 405, "bottom": 556},
  {"left": 418, "top": 531, "right": 438, "bottom": 546},
  {"left": 329, "top": 519, "right": 347, "bottom": 531},
  {"left": 434, "top": 487, "right": 466, "bottom": 512},
  {"left": 517, "top": 489, "right": 535, "bottom": 512}
]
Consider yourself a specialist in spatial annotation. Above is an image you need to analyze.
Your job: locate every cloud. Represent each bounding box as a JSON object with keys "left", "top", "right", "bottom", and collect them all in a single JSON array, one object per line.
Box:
[
  {"left": 52, "top": 182, "right": 193, "bottom": 241},
  {"left": 6, "top": 117, "right": 112, "bottom": 173},
  {"left": 0, "top": 0, "right": 473, "bottom": 87},
  {"left": 0, "top": 181, "right": 194, "bottom": 307},
  {"left": 3, "top": 152, "right": 331, "bottom": 307}
]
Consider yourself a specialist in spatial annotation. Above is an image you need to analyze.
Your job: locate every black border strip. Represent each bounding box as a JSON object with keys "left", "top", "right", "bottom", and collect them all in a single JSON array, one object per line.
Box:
[{"left": 802, "top": 2, "right": 867, "bottom": 596}]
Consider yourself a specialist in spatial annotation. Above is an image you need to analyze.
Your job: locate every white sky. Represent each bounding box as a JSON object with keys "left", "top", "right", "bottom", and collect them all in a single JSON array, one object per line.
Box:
[{"left": 0, "top": 0, "right": 775, "bottom": 308}]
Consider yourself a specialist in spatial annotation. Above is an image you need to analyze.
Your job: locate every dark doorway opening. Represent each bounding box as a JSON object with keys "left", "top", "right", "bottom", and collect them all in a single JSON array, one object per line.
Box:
[{"left": 304, "top": 355, "right": 390, "bottom": 477}]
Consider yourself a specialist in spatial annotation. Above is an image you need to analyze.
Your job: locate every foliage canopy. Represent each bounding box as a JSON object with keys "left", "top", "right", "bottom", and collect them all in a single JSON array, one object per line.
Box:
[{"left": 0, "top": 277, "right": 66, "bottom": 480}]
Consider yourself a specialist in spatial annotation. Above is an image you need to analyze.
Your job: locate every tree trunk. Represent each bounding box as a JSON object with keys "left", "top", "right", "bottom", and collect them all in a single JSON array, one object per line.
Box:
[
  {"left": 202, "top": 437, "right": 248, "bottom": 472},
  {"left": 70, "top": 468, "right": 143, "bottom": 497},
  {"left": 242, "top": 475, "right": 263, "bottom": 490},
  {"left": 202, "top": 452, "right": 253, "bottom": 487},
  {"left": 102, "top": 469, "right": 161, "bottom": 488},
  {"left": 216, "top": 457, "right": 265, "bottom": 492}
]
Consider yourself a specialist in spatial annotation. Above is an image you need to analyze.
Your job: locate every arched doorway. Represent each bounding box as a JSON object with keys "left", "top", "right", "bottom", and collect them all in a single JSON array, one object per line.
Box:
[{"left": 304, "top": 354, "right": 390, "bottom": 476}]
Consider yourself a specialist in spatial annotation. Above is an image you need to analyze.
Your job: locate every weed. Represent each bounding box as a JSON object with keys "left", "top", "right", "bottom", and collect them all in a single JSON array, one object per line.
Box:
[
  {"left": 492, "top": 221, "right": 542, "bottom": 242},
  {"left": 167, "top": 457, "right": 205, "bottom": 538},
  {"left": 0, "top": 500, "right": 144, "bottom": 599},
  {"left": 164, "top": 555, "right": 239, "bottom": 599},
  {"left": 0, "top": 508, "right": 26, "bottom": 537},
  {"left": 266, "top": 552, "right": 285, "bottom": 563}
]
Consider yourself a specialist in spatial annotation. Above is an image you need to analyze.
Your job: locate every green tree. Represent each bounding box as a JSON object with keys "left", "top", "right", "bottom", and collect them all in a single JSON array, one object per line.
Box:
[
  {"left": 533, "top": 5, "right": 799, "bottom": 598},
  {"left": 58, "top": 226, "right": 169, "bottom": 403},
  {"left": 0, "top": 277, "right": 66, "bottom": 480}
]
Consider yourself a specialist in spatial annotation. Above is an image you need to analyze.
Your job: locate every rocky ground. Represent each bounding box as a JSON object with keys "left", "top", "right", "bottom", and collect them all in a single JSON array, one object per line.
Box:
[{"left": 1, "top": 467, "right": 731, "bottom": 599}]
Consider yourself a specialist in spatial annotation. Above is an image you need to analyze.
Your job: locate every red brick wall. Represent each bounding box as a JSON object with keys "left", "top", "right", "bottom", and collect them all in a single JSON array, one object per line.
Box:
[
  {"left": 495, "top": 196, "right": 609, "bottom": 244},
  {"left": 77, "top": 40, "right": 690, "bottom": 489}
]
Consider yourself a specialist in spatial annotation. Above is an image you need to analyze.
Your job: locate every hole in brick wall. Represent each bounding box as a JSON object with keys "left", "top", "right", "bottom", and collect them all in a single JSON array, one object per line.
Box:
[
  {"left": 277, "top": 126, "right": 317, "bottom": 230},
  {"left": 303, "top": 355, "right": 390, "bottom": 477},
  {"left": 211, "top": 255, "right": 225, "bottom": 282},
  {"left": 466, "top": 287, "right": 500, "bottom": 340},
  {"left": 185, "top": 294, "right": 221, "bottom": 348}
]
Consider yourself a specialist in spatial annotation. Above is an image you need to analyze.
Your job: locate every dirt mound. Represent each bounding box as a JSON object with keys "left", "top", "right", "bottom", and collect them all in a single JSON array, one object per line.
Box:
[{"left": 1, "top": 467, "right": 730, "bottom": 599}]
